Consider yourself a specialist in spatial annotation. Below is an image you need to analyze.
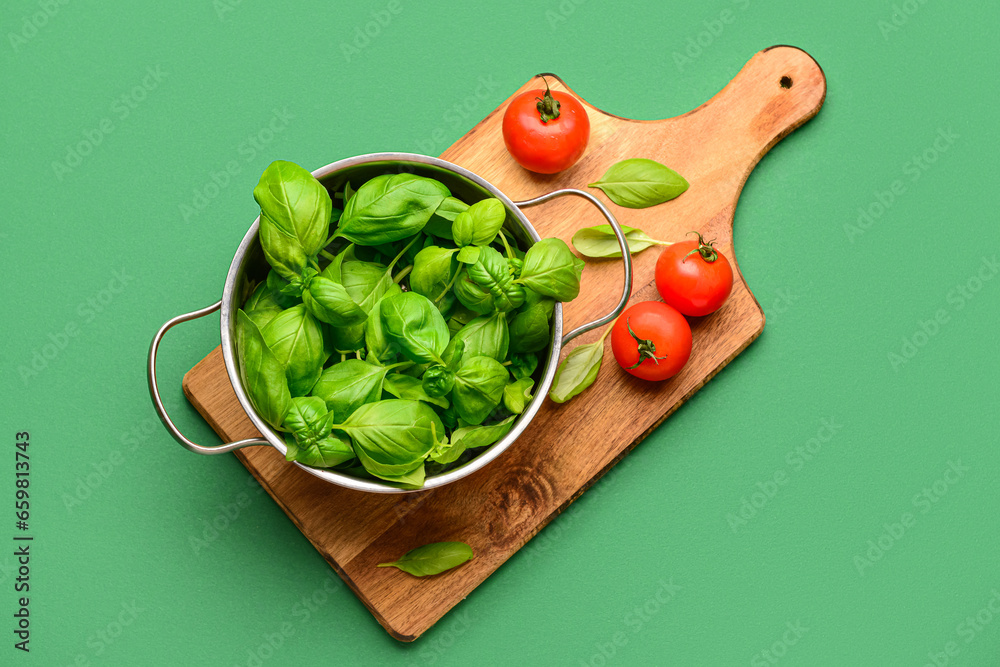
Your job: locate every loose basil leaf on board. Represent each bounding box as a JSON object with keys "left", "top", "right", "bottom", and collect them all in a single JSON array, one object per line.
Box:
[
  {"left": 380, "top": 292, "right": 451, "bottom": 365},
  {"left": 311, "top": 359, "right": 392, "bottom": 422},
  {"left": 508, "top": 352, "right": 540, "bottom": 380},
  {"left": 302, "top": 276, "right": 368, "bottom": 327},
  {"left": 549, "top": 338, "right": 606, "bottom": 403},
  {"left": 571, "top": 224, "right": 669, "bottom": 258},
  {"left": 452, "top": 269, "right": 495, "bottom": 315},
  {"left": 451, "top": 356, "right": 508, "bottom": 425},
  {"left": 587, "top": 158, "right": 689, "bottom": 209},
  {"left": 383, "top": 373, "right": 450, "bottom": 409},
  {"left": 503, "top": 377, "right": 535, "bottom": 414},
  {"left": 421, "top": 365, "right": 455, "bottom": 398},
  {"left": 236, "top": 310, "right": 292, "bottom": 428},
  {"left": 444, "top": 312, "right": 508, "bottom": 365},
  {"left": 283, "top": 396, "right": 355, "bottom": 468},
  {"left": 467, "top": 246, "right": 524, "bottom": 312},
  {"left": 508, "top": 289, "right": 555, "bottom": 354},
  {"left": 337, "top": 174, "right": 450, "bottom": 245},
  {"left": 364, "top": 282, "right": 403, "bottom": 363},
  {"left": 336, "top": 399, "right": 444, "bottom": 477},
  {"left": 261, "top": 304, "right": 326, "bottom": 397},
  {"left": 517, "top": 238, "right": 585, "bottom": 302},
  {"left": 456, "top": 245, "right": 481, "bottom": 265},
  {"left": 449, "top": 416, "right": 517, "bottom": 452},
  {"left": 452, "top": 198, "right": 506, "bottom": 247},
  {"left": 409, "top": 246, "right": 458, "bottom": 301},
  {"left": 254, "top": 160, "right": 332, "bottom": 280},
  {"left": 377, "top": 541, "right": 474, "bottom": 577},
  {"left": 244, "top": 282, "right": 285, "bottom": 332}
]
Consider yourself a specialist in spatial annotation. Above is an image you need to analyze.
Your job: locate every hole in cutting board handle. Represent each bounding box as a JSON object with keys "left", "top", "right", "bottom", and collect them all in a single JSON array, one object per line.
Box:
[{"left": 779, "top": 75, "right": 793, "bottom": 89}]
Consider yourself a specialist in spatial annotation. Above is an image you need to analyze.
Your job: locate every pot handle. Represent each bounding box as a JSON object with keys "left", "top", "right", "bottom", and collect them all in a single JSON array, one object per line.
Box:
[
  {"left": 513, "top": 188, "right": 632, "bottom": 346},
  {"left": 147, "top": 300, "right": 270, "bottom": 455}
]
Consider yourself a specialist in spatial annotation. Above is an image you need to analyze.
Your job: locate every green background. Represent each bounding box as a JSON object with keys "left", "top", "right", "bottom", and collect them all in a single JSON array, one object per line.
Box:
[{"left": 2, "top": 0, "right": 997, "bottom": 664}]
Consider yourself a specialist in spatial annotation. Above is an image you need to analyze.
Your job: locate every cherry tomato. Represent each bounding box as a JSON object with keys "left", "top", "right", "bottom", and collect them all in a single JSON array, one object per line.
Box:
[
  {"left": 502, "top": 76, "right": 589, "bottom": 174},
  {"left": 655, "top": 232, "right": 734, "bottom": 317},
  {"left": 611, "top": 301, "right": 692, "bottom": 381}
]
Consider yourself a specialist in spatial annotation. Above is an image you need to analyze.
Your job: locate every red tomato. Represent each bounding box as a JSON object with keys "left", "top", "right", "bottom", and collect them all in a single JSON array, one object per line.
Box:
[
  {"left": 502, "top": 77, "right": 589, "bottom": 174},
  {"left": 655, "top": 233, "right": 734, "bottom": 317},
  {"left": 611, "top": 301, "right": 692, "bottom": 381}
]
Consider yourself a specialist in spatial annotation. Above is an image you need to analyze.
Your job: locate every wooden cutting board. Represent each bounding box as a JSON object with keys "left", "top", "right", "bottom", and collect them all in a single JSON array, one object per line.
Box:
[{"left": 182, "top": 46, "right": 825, "bottom": 641}]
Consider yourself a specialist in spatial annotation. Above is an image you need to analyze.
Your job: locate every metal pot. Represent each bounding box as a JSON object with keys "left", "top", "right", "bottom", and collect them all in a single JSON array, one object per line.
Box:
[{"left": 148, "top": 153, "right": 632, "bottom": 493}]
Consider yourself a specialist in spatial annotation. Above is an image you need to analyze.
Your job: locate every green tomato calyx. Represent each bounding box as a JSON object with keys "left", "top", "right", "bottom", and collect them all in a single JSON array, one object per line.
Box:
[
  {"left": 683, "top": 231, "right": 719, "bottom": 263},
  {"left": 534, "top": 75, "right": 561, "bottom": 124},
  {"left": 623, "top": 318, "right": 668, "bottom": 369}
]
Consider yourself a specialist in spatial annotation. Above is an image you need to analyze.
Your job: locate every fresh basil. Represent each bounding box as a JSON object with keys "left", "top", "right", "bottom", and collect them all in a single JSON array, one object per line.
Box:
[
  {"left": 244, "top": 282, "right": 284, "bottom": 332},
  {"left": 548, "top": 326, "right": 612, "bottom": 403},
  {"left": 376, "top": 541, "right": 474, "bottom": 577},
  {"left": 449, "top": 415, "right": 516, "bottom": 451},
  {"left": 383, "top": 373, "right": 450, "bottom": 409},
  {"left": 236, "top": 310, "right": 291, "bottom": 427},
  {"left": 283, "top": 396, "right": 355, "bottom": 467},
  {"left": 302, "top": 276, "right": 368, "bottom": 327},
  {"left": 467, "top": 246, "right": 525, "bottom": 312},
  {"left": 380, "top": 292, "right": 450, "bottom": 365},
  {"left": 444, "top": 312, "right": 508, "bottom": 365},
  {"left": 312, "top": 359, "right": 393, "bottom": 422},
  {"left": 517, "top": 238, "right": 585, "bottom": 301},
  {"left": 588, "top": 158, "right": 689, "bottom": 208},
  {"left": 421, "top": 365, "right": 455, "bottom": 399},
  {"left": 452, "top": 269, "right": 495, "bottom": 315},
  {"left": 508, "top": 289, "right": 555, "bottom": 354},
  {"left": 335, "top": 399, "right": 444, "bottom": 477},
  {"left": 260, "top": 304, "right": 326, "bottom": 396},
  {"left": 503, "top": 377, "right": 535, "bottom": 414},
  {"left": 451, "top": 356, "right": 508, "bottom": 425},
  {"left": 452, "top": 198, "right": 506, "bottom": 247},
  {"left": 571, "top": 224, "right": 669, "bottom": 258},
  {"left": 508, "top": 352, "right": 539, "bottom": 380},
  {"left": 337, "top": 174, "right": 449, "bottom": 245},
  {"left": 409, "top": 246, "right": 458, "bottom": 301}
]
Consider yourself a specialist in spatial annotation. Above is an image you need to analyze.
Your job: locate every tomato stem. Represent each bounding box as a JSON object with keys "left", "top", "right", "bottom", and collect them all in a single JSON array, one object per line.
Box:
[
  {"left": 534, "top": 75, "right": 561, "bottom": 123},
  {"left": 623, "top": 317, "right": 669, "bottom": 369},
  {"left": 683, "top": 231, "right": 719, "bottom": 263}
]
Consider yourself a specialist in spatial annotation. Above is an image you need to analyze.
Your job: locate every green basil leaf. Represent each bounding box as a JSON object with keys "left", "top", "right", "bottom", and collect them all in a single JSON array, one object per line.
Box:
[
  {"left": 384, "top": 373, "right": 450, "bottom": 409},
  {"left": 329, "top": 321, "right": 366, "bottom": 353},
  {"left": 421, "top": 365, "right": 455, "bottom": 398},
  {"left": 424, "top": 197, "right": 468, "bottom": 240},
  {"left": 503, "top": 377, "right": 535, "bottom": 414},
  {"left": 376, "top": 541, "right": 474, "bottom": 577},
  {"left": 444, "top": 312, "right": 508, "bottom": 365},
  {"left": 508, "top": 352, "right": 540, "bottom": 380},
  {"left": 452, "top": 198, "right": 506, "bottom": 247},
  {"left": 283, "top": 397, "right": 355, "bottom": 468},
  {"left": 244, "top": 282, "right": 284, "bottom": 331},
  {"left": 266, "top": 269, "right": 300, "bottom": 308},
  {"left": 571, "top": 224, "right": 668, "bottom": 258},
  {"left": 340, "top": 260, "right": 392, "bottom": 314},
  {"left": 337, "top": 174, "right": 450, "bottom": 245},
  {"left": 254, "top": 160, "right": 332, "bottom": 278},
  {"left": 509, "top": 289, "right": 555, "bottom": 354},
  {"left": 364, "top": 282, "right": 403, "bottom": 363},
  {"left": 518, "top": 238, "right": 585, "bottom": 302},
  {"left": 261, "top": 305, "right": 326, "bottom": 396},
  {"left": 409, "top": 246, "right": 458, "bottom": 300},
  {"left": 451, "top": 356, "right": 508, "bottom": 425},
  {"left": 380, "top": 292, "right": 450, "bottom": 365},
  {"left": 467, "top": 246, "right": 524, "bottom": 312},
  {"left": 371, "top": 462, "right": 426, "bottom": 489},
  {"left": 302, "top": 276, "right": 368, "bottom": 327},
  {"left": 588, "top": 158, "right": 689, "bottom": 208},
  {"left": 549, "top": 340, "right": 604, "bottom": 403},
  {"left": 337, "top": 399, "right": 444, "bottom": 476},
  {"left": 450, "top": 415, "right": 516, "bottom": 451},
  {"left": 236, "top": 310, "right": 292, "bottom": 428},
  {"left": 311, "top": 359, "right": 391, "bottom": 422},
  {"left": 453, "top": 269, "right": 495, "bottom": 315},
  {"left": 319, "top": 243, "right": 356, "bottom": 282},
  {"left": 456, "top": 245, "right": 481, "bottom": 265}
]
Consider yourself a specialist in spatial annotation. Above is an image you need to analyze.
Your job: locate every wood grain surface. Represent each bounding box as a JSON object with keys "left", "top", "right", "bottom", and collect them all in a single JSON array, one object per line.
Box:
[{"left": 182, "top": 46, "right": 826, "bottom": 641}]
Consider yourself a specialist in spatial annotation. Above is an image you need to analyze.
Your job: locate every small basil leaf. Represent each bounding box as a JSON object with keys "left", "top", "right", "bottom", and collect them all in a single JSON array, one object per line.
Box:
[
  {"left": 283, "top": 397, "right": 355, "bottom": 468},
  {"left": 364, "top": 282, "right": 403, "bottom": 363},
  {"left": 311, "top": 359, "right": 391, "bottom": 422},
  {"left": 424, "top": 197, "right": 468, "bottom": 239},
  {"left": 587, "top": 158, "right": 689, "bottom": 209},
  {"left": 503, "top": 377, "right": 535, "bottom": 414},
  {"left": 549, "top": 340, "right": 604, "bottom": 403},
  {"left": 444, "top": 312, "right": 508, "bottom": 365},
  {"left": 450, "top": 415, "right": 516, "bottom": 451},
  {"left": 509, "top": 289, "right": 555, "bottom": 354},
  {"left": 371, "top": 462, "right": 426, "bottom": 489},
  {"left": 236, "top": 310, "right": 292, "bottom": 428},
  {"left": 319, "top": 243, "right": 356, "bottom": 282},
  {"left": 421, "top": 366, "right": 456, "bottom": 398},
  {"left": 409, "top": 246, "right": 458, "bottom": 301},
  {"left": 338, "top": 174, "right": 450, "bottom": 245},
  {"left": 266, "top": 269, "right": 300, "bottom": 308},
  {"left": 451, "top": 356, "right": 508, "bottom": 425},
  {"left": 452, "top": 198, "right": 505, "bottom": 247},
  {"left": 244, "top": 282, "right": 284, "bottom": 331},
  {"left": 467, "top": 246, "right": 524, "bottom": 312},
  {"left": 380, "top": 292, "right": 450, "bottom": 365},
  {"left": 384, "top": 373, "right": 450, "bottom": 409},
  {"left": 518, "top": 238, "right": 584, "bottom": 302},
  {"left": 376, "top": 541, "right": 474, "bottom": 577},
  {"left": 571, "top": 224, "right": 667, "bottom": 258},
  {"left": 302, "top": 276, "right": 368, "bottom": 327},
  {"left": 508, "top": 352, "right": 540, "bottom": 380},
  {"left": 456, "top": 245, "right": 481, "bottom": 265},
  {"left": 453, "top": 269, "right": 495, "bottom": 315},
  {"left": 261, "top": 305, "right": 326, "bottom": 396}
]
